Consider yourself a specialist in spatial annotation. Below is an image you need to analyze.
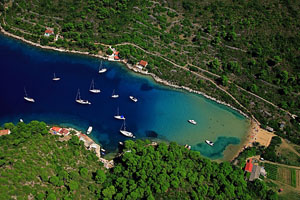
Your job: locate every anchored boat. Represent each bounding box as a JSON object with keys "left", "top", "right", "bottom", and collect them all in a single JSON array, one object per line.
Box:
[
  {"left": 52, "top": 73, "right": 60, "bottom": 81},
  {"left": 188, "top": 119, "right": 197, "bottom": 125},
  {"left": 89, "top": 79, "right": 101, "bottom": 93},
  {"left": 205, "top": 140, "right": 214, "bottom": 146},
  {"left": 129, "top": 96, "right": 138, "bottom": 102},
  {"left": 87, "top": 126, "right": 93, "bottom": 134},
  {"left": 24, "top": 87, "right": 35, "bottom": 103},
  {"left": 98, "top": 61, "right": 107, "bottom": 73},
  {"left": 114, "top": 107, "right": 125, "bottom": 120},
  {"left": 111, "top": 89, "right": 119, "bottom": 98},
  {"left": 75, "top": 89, "right": 91, "bottom": 105},
  {"left": 120, "top": 120, "right": 135, "bottom": 138}
]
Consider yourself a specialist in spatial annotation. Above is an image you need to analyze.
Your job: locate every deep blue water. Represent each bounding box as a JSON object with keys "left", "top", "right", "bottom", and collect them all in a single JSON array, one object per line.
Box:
[{"left": 0, "top": 34, "right": 250, "bottom": 159}]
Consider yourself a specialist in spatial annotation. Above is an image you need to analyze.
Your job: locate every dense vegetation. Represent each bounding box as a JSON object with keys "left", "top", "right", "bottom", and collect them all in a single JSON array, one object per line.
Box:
[
  {"left": 0, "top": 121, "right": 278, "bottom": 199},
  {"left": 0, "top": 0, "right": 299, "bottom": 144}
]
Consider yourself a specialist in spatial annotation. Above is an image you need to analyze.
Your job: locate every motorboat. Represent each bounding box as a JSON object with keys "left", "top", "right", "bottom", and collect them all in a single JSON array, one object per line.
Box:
[
  {"left": 120, "top": 120, "right": 135, "bottom": 138},
  {"left": 87, "top": 126, "right": 93, "bottom": 134},
  {"left": 52, "top": 73, "right": 60, "bottom": 81},
  {"left": 24, "top": 87, "right": 35, "bottom": 103},
  {"left": 205, "top": 140, "right": 214, "bottom": 146},
  {"left": 75, "top": 89, "right": 91, "bottom": 105},
  {"left": 129, "top": 96, "right": 138, "bottom": 102},
  {"left": 89, "top": 79, "right": 101, "bottom": 93},
  {"left": 188, "top": 120, "right": 197, "bottom": 125},
  {"left": 114, "top": 107, "right": 125, "bottom": 120}
]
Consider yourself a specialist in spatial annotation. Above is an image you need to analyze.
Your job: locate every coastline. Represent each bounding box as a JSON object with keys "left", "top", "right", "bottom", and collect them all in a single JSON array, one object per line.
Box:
[
  {"left": 0, "top": 26, "right": 258, "bottom": 161},
  {"left": 229, "top": 120, "right": 275, "bottom": 161}
]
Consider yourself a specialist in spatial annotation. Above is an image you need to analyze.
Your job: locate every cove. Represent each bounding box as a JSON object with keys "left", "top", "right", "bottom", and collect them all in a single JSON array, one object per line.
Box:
[{"left": 0, "top": 34, "right": 250, "bottom": 160}]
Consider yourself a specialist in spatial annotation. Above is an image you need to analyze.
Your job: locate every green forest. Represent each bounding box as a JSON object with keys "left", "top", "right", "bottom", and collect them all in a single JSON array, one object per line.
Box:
[
  {"left": 0, "top": 121, "right": 278, "bottom": 199},
  {"left": 0, "top": 0, "right": 299, "bottom": 144}
]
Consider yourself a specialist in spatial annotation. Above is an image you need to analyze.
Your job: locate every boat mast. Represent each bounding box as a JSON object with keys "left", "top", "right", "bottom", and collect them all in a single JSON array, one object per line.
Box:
[
  {"left": 76, "top": 89, "right": 81, "bottom": 100},
  {"left": 24, "top": 87, "right": 28, "bottom": 97},
  {"left": 53, "top": 73, "right": 56, "bottom": 79},
  {"left": 90, "top": 80, "right": 94, "bottom": 90}
]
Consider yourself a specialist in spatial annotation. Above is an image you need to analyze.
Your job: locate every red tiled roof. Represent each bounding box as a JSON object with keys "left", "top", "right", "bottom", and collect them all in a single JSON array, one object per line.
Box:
[
  {"left": 114, "top": 56, "right": 119, "bottom": 60},
  {"left": 45, "top": 29, "right": 54, "bottom": 34},
  {"left": 51, "top": 126, "right": 61, "bottom": 132},
  {"left": 0, "top": 129, "right": 10, "bottom": 136},
  {"left": 244, "top": 158, "right": 253, "bottom": 172},
  {"left": 139, "top": 60, "right": 148, "bottom": 67},
  {"left": 59, "top": 128, "right": 69, "bottom": 135},
  {"left": 114, "top": 51, "right": 119, "bottom": 55}
]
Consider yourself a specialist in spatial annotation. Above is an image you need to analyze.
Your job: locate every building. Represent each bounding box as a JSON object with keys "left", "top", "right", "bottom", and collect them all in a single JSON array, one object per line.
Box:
[
  {"left": 266, "top": 126, "right": 274, "bottom": 132},
  {"left": 114, "top": 51, "right": 119, "bottom": 60},
  {"left": 44, "top": 29, "right": 54, "bottom": 37},
  {"left": 139, "top": 60, "right": 148, "bottom": 68},
  {"left": 51, "top": 126, "right": 62, "bottom": 134},
  {"left": 244, "top": 158, "right": 253, "bottom": 172},
  {"left": 0, "top": 129, "right": 11, "bottom": 136}
]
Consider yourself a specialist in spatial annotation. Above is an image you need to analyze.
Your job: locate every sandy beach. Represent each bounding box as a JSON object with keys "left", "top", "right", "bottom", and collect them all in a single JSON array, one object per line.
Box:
[{"left": 229, "top": 120, "right": 275, "bottom": 161}]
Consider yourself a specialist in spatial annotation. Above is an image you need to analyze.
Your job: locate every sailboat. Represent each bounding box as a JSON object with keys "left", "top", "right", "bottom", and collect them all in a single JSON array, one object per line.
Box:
[
  {"left": 111, "top": 89, "right": 119, "bottom": 98},
  {"left": 89, "top": 79, "right": 101, "bottom": 93},
  {"left": 98, "top": 61, "right": 107, "bottom": 73},
  {"left": 52, "top": 73, "right": 60, "bottom": 81},
  {"left": 75, "top": 89, "right": 91, "bottom": 105},
  {"left": 24, "top": 87, "right": 35, "bottom": 103},
  {"left": 114, "top": 107, "right": 125, "bottom": 120},
  {"left": 120, "top": 120, "right": 135, "bottom": 138}
]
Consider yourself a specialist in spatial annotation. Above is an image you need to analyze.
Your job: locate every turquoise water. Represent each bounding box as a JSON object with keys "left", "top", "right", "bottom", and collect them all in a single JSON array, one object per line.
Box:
[{"left": 0, "top": 34, "right": 249, "bottom": 159}]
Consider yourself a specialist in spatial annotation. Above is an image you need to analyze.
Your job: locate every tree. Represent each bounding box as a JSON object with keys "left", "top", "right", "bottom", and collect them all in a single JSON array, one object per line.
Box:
[
  {"left": 80, "top": 167, "right": 88, "bottom": 177},
  {"left": 106, "top": 48, "right": 113, "bottom": 55},
  {"left": 68, "top": 180, "right": 79, "bottom": 191},
  {"left": 102, "top": 186, "right": 116, "bottom": 199},
  {"left": 95, "top": 169, "right": 106, "bottom": 184},
  {"left": 220, "top": 75, "right": 229, "bottom": 86},
  {"left": 49, "top": 176, "right": 59, "bottom": 186}
]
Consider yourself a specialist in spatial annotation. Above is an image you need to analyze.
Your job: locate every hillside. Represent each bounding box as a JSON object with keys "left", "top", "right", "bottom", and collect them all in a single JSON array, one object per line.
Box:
[
  {"left": 0, "top": 0, "right": 299, "bottom": 143},
  {"left": 0, "top": 121, "right": 278, "bottom": 199}
]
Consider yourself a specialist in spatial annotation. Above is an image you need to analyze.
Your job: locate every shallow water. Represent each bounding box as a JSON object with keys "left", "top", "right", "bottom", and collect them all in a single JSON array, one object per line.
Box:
[{"left": 0, "top": 34, "right": 249, "bottom": 159}]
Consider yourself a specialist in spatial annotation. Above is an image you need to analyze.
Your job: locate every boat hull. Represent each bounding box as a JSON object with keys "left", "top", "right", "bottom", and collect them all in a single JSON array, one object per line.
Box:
[
  {"left": 114, "top": 116, "right": 125, "bottom": 120},
  {"left": 76, "top": 100, "right": 91, "bottom": 105},
  {"left": 120, "top": 130, "right": 135, "bottom": 138},
  {"left": 24, "top": 97, "right": 35, "bottom": 102},
  {"left": 89, "top": 89, "right": 101, "bottom": 93},
  {"left": 98, "top": 69, "right": 107, "bottom": 73}
]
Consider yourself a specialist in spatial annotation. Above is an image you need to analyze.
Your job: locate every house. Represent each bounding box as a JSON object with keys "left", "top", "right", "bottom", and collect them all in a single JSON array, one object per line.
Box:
[
  {"left": 139, "top": 60, "right": 148, "bottom": 68},
  {"left": 0, "top": 129, "right": 11, "bottom": 136},
  {"left": 44, "top": 29, "right": 54, "bottom": 37},
  {"left": 59, "top": 128, "right": 70, "bottom": 136},
  {"left": 113, "top": 51, "right": 120, "bottom": 60},
  {"left": 249, "top": 165, "right": 267, "bottom": 181},
  {"left": 244, "top": 158, "right": 253, "bottom": 172},
  {"left": 51, "top": 126, "right": 62, "bottom": 135}
]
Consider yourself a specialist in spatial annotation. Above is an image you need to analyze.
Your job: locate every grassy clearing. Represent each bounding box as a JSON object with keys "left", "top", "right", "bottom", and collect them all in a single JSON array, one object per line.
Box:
[
  {"left": 290, "top": 169, "right": 296, "bottom": 187},
  {"left": 264, "top": 163, "right": 278, "bottom": 180}
]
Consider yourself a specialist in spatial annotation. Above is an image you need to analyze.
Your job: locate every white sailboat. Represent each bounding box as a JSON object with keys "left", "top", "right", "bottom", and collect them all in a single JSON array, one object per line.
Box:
[
  {"left": 120, "top": 120, "right": 135, "bottom": 138},
  {"left": 89, "top": 79, "right": 101, "bottom": 93},
  {"left": 111, "top": 89, "right": 119, "bottom": 98},
  {"left": 24, "top": 87, "right": 35, "bottom": 103},
  {"left": 129, "top": 96, "right": 138, "bottom": 102},
  {"left": 114, "top": 107, "right": 125, "bottom": 120},
  {"left": 98, "top": 61, "right": 107, "bottom": 73},
  {"left": 87, "top": 126, "right": 93, "bottom": 134},
  {"left": 75, "top": 89, "right": 91, "bottom": 105},
  {"left": 52, "top": 73, "right": 60, "bottom": 81}
]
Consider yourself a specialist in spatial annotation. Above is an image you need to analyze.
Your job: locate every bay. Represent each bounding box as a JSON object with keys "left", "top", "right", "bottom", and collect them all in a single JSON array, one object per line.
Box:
[{"left": 0, "top": 34, "right": 249, "bottom": 159}]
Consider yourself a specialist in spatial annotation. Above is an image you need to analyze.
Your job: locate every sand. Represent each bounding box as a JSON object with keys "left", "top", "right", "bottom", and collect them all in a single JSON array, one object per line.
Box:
[{"left": 230, "top": 120, "right": 275, "bottom": 161}]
